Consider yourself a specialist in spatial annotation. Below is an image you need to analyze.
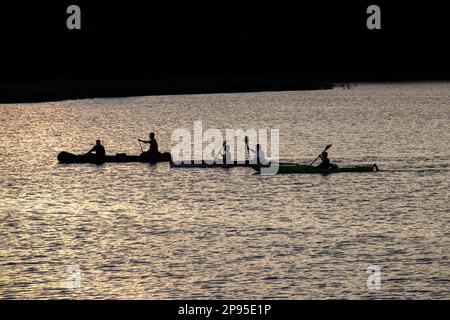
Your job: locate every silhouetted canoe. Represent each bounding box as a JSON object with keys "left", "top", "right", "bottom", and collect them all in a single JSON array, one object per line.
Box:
[
  {"left": 252, "top": 164, "right": 379, "bottom": 174},
  {"left": 170, "top": 160, "right": 255, "bottom": 168},
  {"left": 170, "top": 160, "right": 294, "bottom": 168},
  {"left": 57, "top": 151, "right": 171, "bottom": 164}
]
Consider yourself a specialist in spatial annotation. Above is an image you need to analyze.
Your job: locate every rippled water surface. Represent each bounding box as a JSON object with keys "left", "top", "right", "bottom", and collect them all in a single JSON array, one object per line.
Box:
[{"left": 0, "top": 83, "right": 449, "bottom": 299}]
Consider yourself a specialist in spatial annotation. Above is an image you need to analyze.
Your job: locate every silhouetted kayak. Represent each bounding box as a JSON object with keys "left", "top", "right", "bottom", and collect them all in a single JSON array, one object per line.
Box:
[
  {"left": 252, "top": 164, "right": 379, "bottom": 174},
  {"left": 57, "top": 151, "right": 171, "bottom": 164},
  {"left": 170, "top": 160, "right": 254, "bottom": 168},
  {"left": 170, "top": 160, "right": 294, "bottom": 168}
]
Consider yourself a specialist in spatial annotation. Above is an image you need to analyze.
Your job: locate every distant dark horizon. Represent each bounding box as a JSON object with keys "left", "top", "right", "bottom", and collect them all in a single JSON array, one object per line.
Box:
[{"left": 0, "top": 1, "right": 449, "bottom": 101}]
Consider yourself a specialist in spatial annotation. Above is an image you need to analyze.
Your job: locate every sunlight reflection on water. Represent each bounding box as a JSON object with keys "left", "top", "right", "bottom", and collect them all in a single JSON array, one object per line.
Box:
[{"left": 0, "top": 83, "right": 449, "bottom": 299}]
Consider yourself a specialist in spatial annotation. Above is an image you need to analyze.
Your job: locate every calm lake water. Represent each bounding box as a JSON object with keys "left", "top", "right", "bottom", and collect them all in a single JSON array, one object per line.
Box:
[{"left": 0, "top": 83, "right": 449, "bottom": 299}]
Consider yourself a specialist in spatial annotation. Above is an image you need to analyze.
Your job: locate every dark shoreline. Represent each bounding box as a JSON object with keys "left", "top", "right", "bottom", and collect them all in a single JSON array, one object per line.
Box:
[{"left": 0, "top": 77, "right": 333, "bottom": 104}]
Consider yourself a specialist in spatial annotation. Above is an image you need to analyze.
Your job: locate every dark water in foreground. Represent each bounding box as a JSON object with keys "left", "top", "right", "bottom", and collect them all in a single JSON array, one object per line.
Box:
[{"left": 0, "top": 83, "right": 449, "bottom": 299}]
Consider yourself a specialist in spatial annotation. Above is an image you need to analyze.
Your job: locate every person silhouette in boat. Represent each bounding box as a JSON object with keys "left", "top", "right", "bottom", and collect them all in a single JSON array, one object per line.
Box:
[
  {"left": 86, "top": 140, "right": 106, "bottom": 159},
  {"left": 220, "top": 141, "right": 232, "bottom": 164},
  {"left": 138, "top": 132, "right": 160, "bottom": 161},
  {"left": 248, "top": 143, "right": 266, "bottom": 165},
  {"left": 317, "top": 151, "right": 337, "bottom": 170}
]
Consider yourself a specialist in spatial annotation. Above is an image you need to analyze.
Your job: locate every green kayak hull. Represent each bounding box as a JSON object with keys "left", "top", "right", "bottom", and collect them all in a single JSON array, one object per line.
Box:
[{"left": 252, "top": 164, "right": 379, "bottom": 174}]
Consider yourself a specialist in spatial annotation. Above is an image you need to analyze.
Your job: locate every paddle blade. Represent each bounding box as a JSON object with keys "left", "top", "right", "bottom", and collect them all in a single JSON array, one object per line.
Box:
[{"left": 324, "top": 144, "right": 332, "bottom": 151}]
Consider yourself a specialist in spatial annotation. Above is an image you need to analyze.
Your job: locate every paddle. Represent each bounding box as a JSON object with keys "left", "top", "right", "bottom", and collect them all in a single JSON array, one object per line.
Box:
[
  {"left": 212, "top": 140, "right": 227, "bottom": 163},
  {"left": 309, "top": 144, "right": 332, "bottom": 166},
  {"left": 138, "top": 140, "right": 144, "bottom": 153},
  {"left": 217, "top": 140, "right": 226, "bottom": 155},
  {"left": 244, "top": 136, "right": 252, "bottom": 163}
]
